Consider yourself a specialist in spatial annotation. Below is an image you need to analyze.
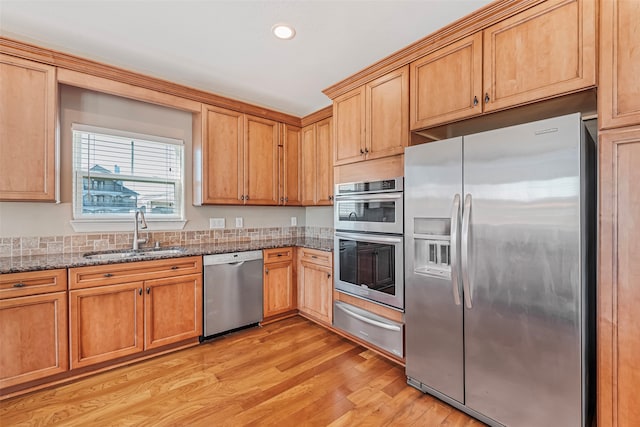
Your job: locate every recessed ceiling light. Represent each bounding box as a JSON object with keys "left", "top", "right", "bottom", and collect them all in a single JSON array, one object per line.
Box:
[{"left": 272, "top": 23, "right": 296, "bottom": 40}]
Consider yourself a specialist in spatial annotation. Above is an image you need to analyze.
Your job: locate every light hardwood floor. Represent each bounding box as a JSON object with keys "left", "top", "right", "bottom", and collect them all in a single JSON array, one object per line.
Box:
[{"left": 0, "top": 316, "right": 482, "bottom": 426}]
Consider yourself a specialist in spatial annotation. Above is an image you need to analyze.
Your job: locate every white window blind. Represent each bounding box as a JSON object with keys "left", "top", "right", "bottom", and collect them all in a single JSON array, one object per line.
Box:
[{"left": 72, "top": 124, "right": 184, "bottom": 220}]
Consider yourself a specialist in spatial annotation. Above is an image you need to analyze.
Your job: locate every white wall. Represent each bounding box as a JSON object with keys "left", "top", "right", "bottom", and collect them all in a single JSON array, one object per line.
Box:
[{"left": 0, "top": 86, "right": 332, "bottom": 238}]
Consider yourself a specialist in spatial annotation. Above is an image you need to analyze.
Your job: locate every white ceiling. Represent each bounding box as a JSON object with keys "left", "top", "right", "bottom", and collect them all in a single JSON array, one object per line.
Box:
[{"left": 0, "top": 0, "right": 492, "bottom": 117}]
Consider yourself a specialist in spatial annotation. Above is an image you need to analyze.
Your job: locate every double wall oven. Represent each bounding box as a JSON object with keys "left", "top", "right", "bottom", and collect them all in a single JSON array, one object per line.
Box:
[{"left": 333, "top": 177, "right": 405, "bottom": 357}]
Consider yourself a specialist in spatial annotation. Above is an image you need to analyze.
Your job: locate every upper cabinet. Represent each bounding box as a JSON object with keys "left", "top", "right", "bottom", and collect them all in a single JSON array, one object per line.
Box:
[
  {"left": 410, "top": 0, "right": 596, "bottom": 130},
  {"left": 334, "top": 66, "right": 408, "bottom": 166},
  {"left": 411, "top": 33, "right": 483, "bottom": 129},
  {"left": 279, "top": 124, "right": 302, "bottom": 206},
  {"left": 301, "top": 117, "right": 333, "bottom": 206},
  {"left": 0, "top": 54, "right": 57, "bottom": 201},
  {"left": 196, "top": 104, "right": 285, "bottom": 206},
  {"left": 599, "top": 0, "right": 640, "bottom": 129}
]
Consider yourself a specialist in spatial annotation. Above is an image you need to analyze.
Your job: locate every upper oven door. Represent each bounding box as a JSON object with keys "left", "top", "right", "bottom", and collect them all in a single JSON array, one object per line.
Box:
[{"left": 334, "top": 192, "right": 403, "bottom": 234}]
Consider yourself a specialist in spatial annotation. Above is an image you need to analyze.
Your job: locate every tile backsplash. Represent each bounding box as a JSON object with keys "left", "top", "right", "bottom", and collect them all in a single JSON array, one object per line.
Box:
[{"left": 0, "top": 226, "right": 334, "bottom": 258}]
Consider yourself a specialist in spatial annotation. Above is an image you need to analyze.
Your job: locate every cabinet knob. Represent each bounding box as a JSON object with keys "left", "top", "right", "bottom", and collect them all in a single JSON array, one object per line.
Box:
[
  {"left": 104, "top": 273, "right": 113, "bottom": 278},
  {"left": 146, "top": 287, "right": 151, "bottom": 294},
  {"left": 13, "top": 282, "right": 25, "bottom": 288},
  {"left": 171, "top": 266, "right": 179, "bottom": 270},
  {"left": 139, "top": 288, "right": 143, "bottom": 296},
  {"left": 473, "top": 96, "right": 479, "bottom": 106},
  {"left": 265, "top": 268, "right": 269, "bottom": 274},
  {"left": 280, "top": 197, "right": 284, "bottom": 202},
  {"left": 484, "top": 93, "right": 490, "bottom": 104},
  {"left": 241, "top": 195, "right": 245, "bottom": 201},
  {"left": 360, "top": 149, "right": 365, "bottom": 155},
  {"left": 277, "top": 253, "right": 283, "bottom": 257},
  {"left": 327, "top": 273, "right": 331, "bottom": 279},
  {"left": 285, "top": 197, "right": 288, "bottom": 202},
  {"left": 246, "top": 195, "right": 250, "bottom": 201},
  {"left": 364, "top": 148, "right": 369, "bottom": 154}
]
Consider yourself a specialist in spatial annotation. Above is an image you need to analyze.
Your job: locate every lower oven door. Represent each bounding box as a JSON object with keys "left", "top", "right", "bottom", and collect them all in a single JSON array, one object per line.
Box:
[
  {"left": 333, "top": 300, "right": 404, "bottom": 358},
  {"left": 334, "top": 231, "right": 404, "bottom": 310}
]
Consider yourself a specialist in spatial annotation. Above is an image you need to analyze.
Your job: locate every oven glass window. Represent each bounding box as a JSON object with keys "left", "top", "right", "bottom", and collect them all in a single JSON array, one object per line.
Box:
[
  {"left": 337, "top": 200, "right": 397, "bottom": 223},
  {"left": 338, "top": 239, "right": 396, "bottom": 295}
]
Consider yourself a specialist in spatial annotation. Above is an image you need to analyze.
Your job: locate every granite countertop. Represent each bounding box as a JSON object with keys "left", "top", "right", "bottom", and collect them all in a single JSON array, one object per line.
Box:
[{"left": 0, "top": 237, "right": 333, "bottom": 274}]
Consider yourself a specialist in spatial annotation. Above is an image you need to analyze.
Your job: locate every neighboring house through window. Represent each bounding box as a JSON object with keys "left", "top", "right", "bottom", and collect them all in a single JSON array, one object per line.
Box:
[{"left": 72, "top": 124, "right": 184, "bottom": 228}]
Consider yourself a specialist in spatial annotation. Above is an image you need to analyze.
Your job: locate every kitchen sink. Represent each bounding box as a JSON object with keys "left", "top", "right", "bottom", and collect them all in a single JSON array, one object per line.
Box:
[{"left": 83, "top": 247, "right": 187, "bottom": 261}]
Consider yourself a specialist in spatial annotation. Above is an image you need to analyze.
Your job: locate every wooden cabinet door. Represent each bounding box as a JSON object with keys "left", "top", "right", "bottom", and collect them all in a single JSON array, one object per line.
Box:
[
  {"left": 333, "top": 87, "right": 365, "bottom": 165},
  {"left": 0, "top": 292, "right": 68, "bottom": 389},
  {"left": 70, "top": 282, "right": 144, "bottom": 369},
  {"left": 483, "top": 0, "right": 596, "bottom": 113},
  {"left": 300, "top": 124, "right": 317, "bottom": 205},
  {"left": 201, "top": 104, "right": 244, "bottom": 204},
  {"left": 144, "top": 273, "right": 202, "bottom": 350},
  {"left": 0, "top": 54, "right": 57, "bottom": 201},
  {"left": 598, "top": 126, "right": 640, "bottom": 427},
  {"left": 315, "top": 117, "right": 333, "bottom": 205},
  {"left": 410, "top": 34, "right": 482, "bottom": 130},
  {"left": 300, "top": 261, "right": 332, "bottom": 325},
  {"left": 263, "top": 260, "right": 295, "bottom": 318},
  {"left": 599, "top": 0, "right": 640, "bottom": 129},
  {"left": 244, "top": 114, "right": 279, "bottom": 205},
  {"left": 280, "top": 124, "right": 301, "bottom": 205},
  {"left": 366, "top": 65, "right": 409, "bottom": 157}
]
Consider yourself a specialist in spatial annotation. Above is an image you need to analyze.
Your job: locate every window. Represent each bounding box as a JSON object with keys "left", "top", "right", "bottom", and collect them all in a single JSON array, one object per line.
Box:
[{"left": 72, "top": 124, "right": 184, "bottom": 223}]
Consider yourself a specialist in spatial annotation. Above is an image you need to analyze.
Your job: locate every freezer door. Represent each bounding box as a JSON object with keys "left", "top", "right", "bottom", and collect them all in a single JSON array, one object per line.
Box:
[
  {"left": 462, "top": 113, "right": 584, "bottom": 426},
  {"left": 405, "top": 137, "right": 464, "bottom": 403}
]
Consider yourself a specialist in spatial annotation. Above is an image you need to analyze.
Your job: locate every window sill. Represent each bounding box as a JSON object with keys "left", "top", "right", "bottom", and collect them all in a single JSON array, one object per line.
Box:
[{"left": 69, "top": 219, "right": 188, "bottom": 233}]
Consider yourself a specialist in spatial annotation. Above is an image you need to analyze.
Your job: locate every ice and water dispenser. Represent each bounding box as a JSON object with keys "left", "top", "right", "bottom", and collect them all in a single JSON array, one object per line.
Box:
[{"left": 413, "top": 218, "right": 452, "bottom": 279}]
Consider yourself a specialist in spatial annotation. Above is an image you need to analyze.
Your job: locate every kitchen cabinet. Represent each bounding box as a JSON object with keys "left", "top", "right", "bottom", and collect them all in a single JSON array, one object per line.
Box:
[
  {"left": 301, "top": 117, "right": 333, "bottom": 206},
  {"left": 410, "top": 0, "right": 595, "bottom": 129},
  {"left": 0, "top": 269, "right": 68, "bottom": 390},
  {"left": 410, "top": 33, "right": 483, "bottom": 129},
  {"left": 279, "top": 124, "right": 302, "bottom": 205},
  {"left": 297, "top": 248, "right": 333, "bottom": 325},
  {"left": 69, "top": 257, "right": 202, "bottom": 369},
  {"left": 334, "top": 66, "right": 408, "bottom": 165},
  {"left": 197, "top": 104, "right": 279, "bottom": 205},
  {"left": 0, "top": 54, "right": 57, "bottom": 201},
  {"left": 598, "top": 126, "right": 640, "bottom": 427},
  {"left": 599, "top": 0, "right": 640, "bottom": 130},
  {"left": 263, "top": 248, "right": 296, "bottom": 321}
]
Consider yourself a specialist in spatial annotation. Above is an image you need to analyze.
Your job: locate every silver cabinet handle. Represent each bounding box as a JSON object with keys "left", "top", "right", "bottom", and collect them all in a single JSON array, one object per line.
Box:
[
  {"left": 335, "top": 302, "right": 401, "bottom": 331},
  {"left": 461, "top": 194, "right": 472, "bottom": 309},
  {"left": 450, "top": 194, "right": 462, "bottom": 306}
]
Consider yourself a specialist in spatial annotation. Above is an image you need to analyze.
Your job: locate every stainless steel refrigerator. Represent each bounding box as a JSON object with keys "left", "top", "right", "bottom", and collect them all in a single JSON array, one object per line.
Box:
[{"left": 404, "top": 113, "right": 595, "bottom": 427}]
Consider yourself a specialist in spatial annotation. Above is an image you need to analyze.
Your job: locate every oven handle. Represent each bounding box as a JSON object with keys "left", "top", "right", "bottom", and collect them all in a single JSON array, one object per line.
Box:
[
  {"left": 335, "top": 232, "right": 402, "bottom": 244},
  {"left": 335, "top": 302, "right": 401, "bottom": 331},
  {"left": 334, "top": 192, "right": 402, "bottom": 201}
]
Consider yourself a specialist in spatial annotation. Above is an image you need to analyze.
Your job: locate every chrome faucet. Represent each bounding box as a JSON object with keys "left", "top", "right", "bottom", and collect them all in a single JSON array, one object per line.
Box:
[{"left": 133, "top": 209, "right": 148, "bottom": 250}]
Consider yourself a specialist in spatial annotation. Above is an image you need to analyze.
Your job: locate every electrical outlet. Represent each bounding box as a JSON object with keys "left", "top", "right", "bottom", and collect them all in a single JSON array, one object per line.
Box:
[
  {"left": 209, "top": 218, "right": 225, "bottom": 229},
  {"left": 235, "top": 217, "right": 243, "bottom": 228},
  {"left": 290, "top": 216, "right": 297, "bottom": 226}
]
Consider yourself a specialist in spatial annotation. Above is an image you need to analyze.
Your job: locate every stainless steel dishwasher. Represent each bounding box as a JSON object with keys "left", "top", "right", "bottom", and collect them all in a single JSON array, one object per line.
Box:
[{"left": 202, "top": 250, "right": 263, "bottom": 339}]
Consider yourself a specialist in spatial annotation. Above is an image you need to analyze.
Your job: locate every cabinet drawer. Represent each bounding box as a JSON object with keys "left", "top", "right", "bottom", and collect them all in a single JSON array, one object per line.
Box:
[
  {"left": 0, "top": 269, "right": 67, "bottom": 299},
  {"left": 299, "top": 248, "right": 332, "bottom": 268},
  {"left": 69, "top": 256, "right": 202, "bottom": 290},
  {"left": 263, "top": 247, "right": 293, "bottom": 263}
]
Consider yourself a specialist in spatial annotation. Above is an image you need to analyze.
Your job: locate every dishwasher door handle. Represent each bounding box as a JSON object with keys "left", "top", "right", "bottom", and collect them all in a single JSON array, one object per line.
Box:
[{"left": 228, "top": 261, "right": 246, "bottom": 267}]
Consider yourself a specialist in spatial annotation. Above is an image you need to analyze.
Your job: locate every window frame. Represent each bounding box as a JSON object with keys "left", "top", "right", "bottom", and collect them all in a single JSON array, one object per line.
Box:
[{"left": 70, "top": 124, "right": 186, "bottom": 231}]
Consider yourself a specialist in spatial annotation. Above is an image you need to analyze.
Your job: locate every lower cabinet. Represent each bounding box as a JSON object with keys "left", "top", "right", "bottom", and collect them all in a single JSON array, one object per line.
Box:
[
  {"left": 297, "top": 248, "right": 333, "bottom": 325},
  {"left": 0, "top": 269, "right": 68, "bottom": 390},
  {"left": 263, "top": 247, "right": 296, "bottom": 320},
  {"left": 69, "top": 257, "right": 203, "bottom": 369}
]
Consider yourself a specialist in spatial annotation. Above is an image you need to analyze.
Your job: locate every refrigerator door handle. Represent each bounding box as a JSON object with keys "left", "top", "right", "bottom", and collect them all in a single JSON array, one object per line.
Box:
[
  {"left": 450, "top": 194, "right": 462, "bottom": 306},
  {"left": 461, "top": 193, "right": 473, "bottom": 309}
]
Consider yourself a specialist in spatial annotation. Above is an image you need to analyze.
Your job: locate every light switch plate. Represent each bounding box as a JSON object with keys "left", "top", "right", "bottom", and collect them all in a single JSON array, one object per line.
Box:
[
  {"left": 209, "top": 218, "right": 225, "bottom": 229},
  {"left": 290, "top": 216, "right": 297, "bottom": 226},
  {"left": 235, "top": 217, "right": 243, "bottom": 228}
]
